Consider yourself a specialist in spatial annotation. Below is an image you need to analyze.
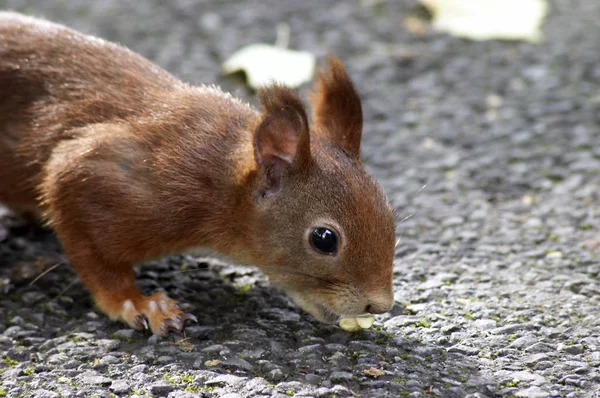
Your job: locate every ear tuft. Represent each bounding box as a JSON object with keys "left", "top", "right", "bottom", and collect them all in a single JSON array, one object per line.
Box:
[
  {"left": 258, "top": 84, "right": 306, "bottom": 118},
  {"left": 308, "top": 56, "right": 363, "bottom": 156}
]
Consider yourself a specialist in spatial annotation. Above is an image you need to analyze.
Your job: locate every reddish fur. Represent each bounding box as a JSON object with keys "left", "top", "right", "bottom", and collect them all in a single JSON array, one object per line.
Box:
[{"left": 0, "top": 12, "right": 396, "bottom": 334}]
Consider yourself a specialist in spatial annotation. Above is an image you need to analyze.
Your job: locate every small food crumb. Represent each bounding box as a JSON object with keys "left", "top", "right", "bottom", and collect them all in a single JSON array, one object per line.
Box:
[
  {"left": 363, "top": 367, "right": 385, "bottom": 378},
  {"left": 356, "top": 314, "right": 375, "bottom": 329},
  {"left": 339, "top": 317, "right": 360, "bottom": 332},
  {"left": 339, "top": 314, "right": 375, "bottom": 331}
]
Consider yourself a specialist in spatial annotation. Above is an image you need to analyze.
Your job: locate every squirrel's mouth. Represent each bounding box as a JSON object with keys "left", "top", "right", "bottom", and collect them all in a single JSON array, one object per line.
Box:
[
  {"left": 313, "top": 302, "right": 342, "bottom": 323},
  {"left": 286, "top": 291, "right": 342, "bottom": 323}
]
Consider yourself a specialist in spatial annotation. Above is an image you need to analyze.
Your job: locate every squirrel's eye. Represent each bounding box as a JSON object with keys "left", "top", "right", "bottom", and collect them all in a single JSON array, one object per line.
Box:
[{"left": 309, "top": 227, "right": 338, "bottom": 255}]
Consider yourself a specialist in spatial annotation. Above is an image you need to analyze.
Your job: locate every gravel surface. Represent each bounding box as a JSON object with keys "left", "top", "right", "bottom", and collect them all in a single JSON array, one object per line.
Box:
[{"left": 1, "top": 1, "right": 599, "bottom": 397}]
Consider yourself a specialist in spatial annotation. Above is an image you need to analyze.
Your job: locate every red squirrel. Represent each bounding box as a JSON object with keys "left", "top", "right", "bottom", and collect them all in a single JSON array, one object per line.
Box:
[{"left": 0, "top": 12, "right": 395, "bottom": 336}]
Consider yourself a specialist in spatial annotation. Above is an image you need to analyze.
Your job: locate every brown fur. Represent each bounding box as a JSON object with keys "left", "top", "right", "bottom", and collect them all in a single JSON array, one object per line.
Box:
[{"left": 0, "top": 12, "right": 396, "bottom": 335}]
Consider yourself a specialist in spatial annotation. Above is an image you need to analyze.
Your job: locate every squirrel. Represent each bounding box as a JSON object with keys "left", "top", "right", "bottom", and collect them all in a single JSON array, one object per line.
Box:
[{"left": 0, "top": 12, "right": 396, "bottom": 336}]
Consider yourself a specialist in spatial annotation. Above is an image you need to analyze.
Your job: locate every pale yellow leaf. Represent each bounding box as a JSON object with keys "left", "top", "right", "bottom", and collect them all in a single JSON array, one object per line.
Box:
[
  {"left": 222, "top": 44, "right": 315, "bottom": 89},
  {"left": 419, "top": 0, "right": 548, "bottom": 42}
]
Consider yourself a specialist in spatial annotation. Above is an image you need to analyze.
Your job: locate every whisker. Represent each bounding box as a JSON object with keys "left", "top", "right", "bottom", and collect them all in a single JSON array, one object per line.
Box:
[
  {"left": 399, "top": 211, "right": 420, "bottom": 224},
  {"left": 29, "top": 262, "right": 63, "bottom": 286},
  {"left": 170, "top": 267, "right": 216, "bottom": 275},
  {"left": 415, "top": 183, "right": 428, "bottom": 196},
  {"left": 53, "top": 278, "right": 80, "bottom": 300}
]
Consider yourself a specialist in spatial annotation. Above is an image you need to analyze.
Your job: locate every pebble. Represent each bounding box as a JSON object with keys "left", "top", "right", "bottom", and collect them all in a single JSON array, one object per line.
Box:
[
  {"left": 558, "top": 343, "right": 584, "bottom": 355},
  {"left": 112, "top": 329, "right": 136, "bottom": 340},
  {"left": 109, "top": 380, "right": 130, "bottom": 395},
  {"left": 99, "top": 355, "right": 120, "bottom": 365},
  {"left": 80, "top": 375, "right": 112, "bottom": 387},
  {"left": 205, "top": 374, "right": 248, "bottom": 387},
  {"left": 268, "top": 368, "right": 284, "bottom": 382},
  {"left": 329, "top": 371, "right": 354, "bottom": 382},
  {"left": 447, "top": 345, "right": 479, "bottom": 356},
  {"left": 150, "top": 382, "right": 174, "bottom": 396}
]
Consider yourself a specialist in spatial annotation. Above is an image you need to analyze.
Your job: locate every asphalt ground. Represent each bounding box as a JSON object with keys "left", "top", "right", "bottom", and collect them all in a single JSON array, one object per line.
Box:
[{"left": 0, "top": 1, "right": 599, "bottom": 397}]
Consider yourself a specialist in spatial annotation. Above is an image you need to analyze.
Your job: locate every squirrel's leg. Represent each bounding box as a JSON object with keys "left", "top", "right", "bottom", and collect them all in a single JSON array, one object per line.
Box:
[
  {"left": 41, "top": 130, "right": 196, "bottom": 335},
  {"left": 62, "top": 240, "right": 196, "bottom": 335}
]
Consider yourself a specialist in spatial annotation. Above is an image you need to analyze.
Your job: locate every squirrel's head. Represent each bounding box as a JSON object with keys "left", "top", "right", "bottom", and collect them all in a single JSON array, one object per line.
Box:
[{"left": 248, "top": 57, "right": 395, "bottom": 322}]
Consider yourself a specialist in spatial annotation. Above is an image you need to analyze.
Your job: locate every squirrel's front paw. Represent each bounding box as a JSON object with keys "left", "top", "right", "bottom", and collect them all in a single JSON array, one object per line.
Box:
[{"left": 115, "top": 291, "right": 197, "bottom": 336}]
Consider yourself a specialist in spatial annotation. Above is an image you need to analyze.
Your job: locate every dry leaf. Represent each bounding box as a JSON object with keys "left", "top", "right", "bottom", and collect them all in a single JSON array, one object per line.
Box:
[
  {"left": 222, "top": 44, "right": 315, "bottom": 89},
  {"left": 363, "top": 367, "right": 386, "bottom": 378},
  {"left": 419, "top": 0, "right": 548, "bottom": 42},
  {"left": 172, "top": 338, "right": 195, "bottom": 353}
]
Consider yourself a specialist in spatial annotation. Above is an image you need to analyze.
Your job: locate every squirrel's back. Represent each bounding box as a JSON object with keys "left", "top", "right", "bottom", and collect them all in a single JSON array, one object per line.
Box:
[{"left": 0, "top": 11, "right": 257, "bottom": 222}]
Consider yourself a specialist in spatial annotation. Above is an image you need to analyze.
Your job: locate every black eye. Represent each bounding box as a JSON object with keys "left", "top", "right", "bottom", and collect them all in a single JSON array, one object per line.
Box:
[{"left": 309, "top": 227, "right": 339, "bottom": 255}]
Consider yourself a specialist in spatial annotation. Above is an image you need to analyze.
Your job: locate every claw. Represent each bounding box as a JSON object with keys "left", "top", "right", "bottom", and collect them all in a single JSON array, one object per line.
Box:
[
  {"left": 163, "top": 317, "right": 183, "bottom": 332},
  {"left": 180, "top": 313, "right": 198, "bottom": 324},
  {"left": 133, "top": 314, "right": 149, "bottom": 330}
]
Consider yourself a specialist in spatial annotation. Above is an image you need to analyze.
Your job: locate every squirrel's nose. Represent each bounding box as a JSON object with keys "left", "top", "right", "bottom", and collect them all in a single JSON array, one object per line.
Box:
[{"left": 365, "top": 296, "right": 394, "bottom": 314}]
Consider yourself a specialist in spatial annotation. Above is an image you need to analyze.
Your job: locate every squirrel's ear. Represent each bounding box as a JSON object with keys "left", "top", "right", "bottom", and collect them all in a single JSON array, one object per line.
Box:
[
  {"left": 254, "top": 84, "right": 311, "bottom": 196},
  {"left": 308, "top": 56, "right": 363, "bottom": 157}
]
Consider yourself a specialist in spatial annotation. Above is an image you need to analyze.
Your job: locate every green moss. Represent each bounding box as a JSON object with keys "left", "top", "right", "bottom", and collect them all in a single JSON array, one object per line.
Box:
[
  {"left": 184, "top": 385, "right": 203, "bottom": 393},
  {"left": 375, "top": 335, "right": 391, "bottom": 344},
  {"left": 110, "top": 334, "right": 135, "bottom": 343},
  {"left": 236, "top": 283, "right": 253, "bottom": 293},
  {"left": 392, "top": 377, "right": 406, "bottom": 383},
  {"left": 2, "top": 356, "right": 17, "bottom": 367},
  {"left": 399, "top": 353, "right": 408, "bottom": 360},
  {"left": 498, "top": 379, "right": 519, "bottom": 389},
  {"left": 417, "top": 318, "right": 431, "bottom": 328},
  {"left": 164, "top": 372, "right": 195, "bottom": 386},
  {"left": 182, "top": 374, "right": 195, "bottom": 383},
  {"left": 23, "top": 368, "right": 35, "bottom": 376},
  {"left": 129, "top": 389, "right": 151, "bottom": 398},
  {"left": 164, "top": 374, "right": 177, "bottom": 384}
]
